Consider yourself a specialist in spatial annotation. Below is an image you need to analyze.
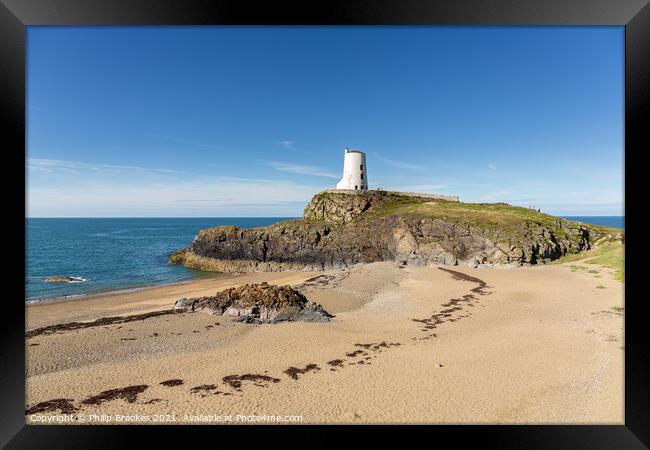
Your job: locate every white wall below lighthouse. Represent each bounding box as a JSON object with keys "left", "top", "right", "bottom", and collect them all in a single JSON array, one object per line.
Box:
[{"left": 336, "top": 149, "right": 367, "bottom": 190}]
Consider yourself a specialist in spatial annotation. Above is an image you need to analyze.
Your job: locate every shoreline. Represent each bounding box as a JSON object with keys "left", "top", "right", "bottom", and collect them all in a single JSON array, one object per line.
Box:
[
  {"left": 24, "top": 261, "right": 538, "bottom": 314},
  {"left": 26, "top": 272, "right": 227, "bottom": 306},
  {"left": 24, "top": 262, "right": 532, "bottom": 306},
  {"left": 26, "top": 269, "right": 323, "bottom": 330}
]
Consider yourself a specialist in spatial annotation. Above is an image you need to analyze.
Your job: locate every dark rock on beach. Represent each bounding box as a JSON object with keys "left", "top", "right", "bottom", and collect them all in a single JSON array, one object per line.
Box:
[{"left": 173, "top": 283, "right": 333, "bottom": 324}]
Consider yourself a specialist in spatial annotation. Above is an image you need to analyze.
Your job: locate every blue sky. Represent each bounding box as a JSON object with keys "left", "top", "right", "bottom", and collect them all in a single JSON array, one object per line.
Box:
[{"left": 27, "top": 26, "right": 624, "bottom": 217}]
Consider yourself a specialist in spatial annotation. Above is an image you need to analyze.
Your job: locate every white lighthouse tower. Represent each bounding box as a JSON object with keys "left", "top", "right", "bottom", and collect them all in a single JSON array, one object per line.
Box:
[{"left": 336, "top": 148, "right": 368, "bottom": 190}]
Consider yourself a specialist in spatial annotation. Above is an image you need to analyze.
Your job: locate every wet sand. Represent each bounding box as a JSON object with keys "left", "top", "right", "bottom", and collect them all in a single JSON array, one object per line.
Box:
[{"left": 25, "top": 260, "right": 623, "bottom": 424}]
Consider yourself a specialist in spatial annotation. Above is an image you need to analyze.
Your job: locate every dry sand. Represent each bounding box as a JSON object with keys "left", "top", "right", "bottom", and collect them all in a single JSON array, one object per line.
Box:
[{"left": 25, "top": 259, "right": 624, "bottom": 424}]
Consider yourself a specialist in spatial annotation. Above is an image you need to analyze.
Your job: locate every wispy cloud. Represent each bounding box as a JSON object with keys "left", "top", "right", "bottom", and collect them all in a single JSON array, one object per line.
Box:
[
  {"left": 28, "top": 158, "right": 180, "bottom": 177},
  {"left": 278, "top": 140, "right": 294, "bottom": 150},
  {"left": 488, "top": 163, "right": 497, "bottom": 170},
  {"left": 266, "top": 161, "right": 338, "bottom": 179},
  {"left": 27, "top": 172, "right": 327, "bottom": 217},
  {"left": 373, "top": 153, "right": 424, "bottom": 170},
  {"left": 26, "top": 157, "right": 332, "bottom": 216}
]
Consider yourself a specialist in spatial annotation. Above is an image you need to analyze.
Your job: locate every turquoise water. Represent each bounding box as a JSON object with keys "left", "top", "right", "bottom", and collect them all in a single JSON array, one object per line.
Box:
[
  {"left": 26, "top": 215, "right": 623, "bottom": 302},
  {"left": 26, "top": 218, "right": 292, "bottom": 301}
]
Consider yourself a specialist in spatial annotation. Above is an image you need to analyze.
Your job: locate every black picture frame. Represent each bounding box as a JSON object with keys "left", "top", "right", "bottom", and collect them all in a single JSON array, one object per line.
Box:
[{"left": 2, "top": 0, "right": 647, "bottom": 448}]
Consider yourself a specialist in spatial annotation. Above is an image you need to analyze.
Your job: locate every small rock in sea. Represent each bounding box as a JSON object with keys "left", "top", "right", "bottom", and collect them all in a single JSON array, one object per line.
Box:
[
  {"left": 173, "top": 283, "right": 333, "bottom": 324},
  {"left": 45, "top": 276, "right": 86, "bottom": 283}
]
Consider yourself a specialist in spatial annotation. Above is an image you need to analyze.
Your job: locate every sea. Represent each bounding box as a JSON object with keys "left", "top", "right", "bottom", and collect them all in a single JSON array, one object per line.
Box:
[
  {"left": 560, "top": 216, "right": 624, "bottom": 229},
  {"left": 26, "top": 218, "right": 293, "bottom": 302},
  {"left": 26, "top": 215, "right": 624, "bottom": 302}
]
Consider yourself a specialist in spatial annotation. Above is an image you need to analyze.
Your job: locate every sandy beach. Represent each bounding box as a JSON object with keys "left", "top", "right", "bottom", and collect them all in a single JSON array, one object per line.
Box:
[{"left": 25, "top": 259, "right": 623, "bottom": 424}]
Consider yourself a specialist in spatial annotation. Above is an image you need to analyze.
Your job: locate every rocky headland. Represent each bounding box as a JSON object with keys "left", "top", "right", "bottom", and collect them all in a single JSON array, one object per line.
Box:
[
  {"left": 173, "top": 282, "right": 333, "bottom": 324},
  {"left": 169, "top": 190, "right": 623, "bottom": 272}
]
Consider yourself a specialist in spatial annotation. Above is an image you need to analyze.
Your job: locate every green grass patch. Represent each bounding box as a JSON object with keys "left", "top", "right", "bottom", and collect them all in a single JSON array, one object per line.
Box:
[
  {"left": 372, "top": 199, "right": 561, "bottom": 227},
  {"left": 587, "top": 243, "right": 624, "bottom": 282},
  {"left": 596, "top": 285, "right": 606, "bottom": 289},
  {"left": 366, "top": 198, "right": 620, "bottom": 244},
  {"left": 611, "top": 306, "right": 624, "bottom": 313},
  {"left": 554, "top": 241, "right": 624, "bottom": 282}
]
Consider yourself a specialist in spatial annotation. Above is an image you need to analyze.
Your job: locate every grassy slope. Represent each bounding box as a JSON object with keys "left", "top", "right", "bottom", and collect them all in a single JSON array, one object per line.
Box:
[
  {"left": 552, "top": 241, "right": 624, "bottom": 282},
  {"left": 311, "top": 191, "right": 617, "bottom": 232},
  {"left": 364, "top": 196, "right": 619, "bottom": 245},
  {"left": 374, "top": 199, "right": 562, "bottom": 226},
  {"left": 358, "top": 193, "right": 624, "bottom": 266}
]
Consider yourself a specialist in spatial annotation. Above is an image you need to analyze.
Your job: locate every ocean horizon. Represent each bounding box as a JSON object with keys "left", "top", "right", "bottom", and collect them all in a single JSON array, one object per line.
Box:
[
  {"left": 560, "top": 216, "right": 624, "bottom": 229},
  {"left": 26, "top": 215, "right": 623, "bottom": 302}
]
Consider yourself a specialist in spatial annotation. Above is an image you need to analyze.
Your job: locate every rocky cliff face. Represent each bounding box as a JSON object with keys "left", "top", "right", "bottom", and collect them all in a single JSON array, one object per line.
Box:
[
  {"left": 303, "top": 190, "right": 453, "bottom": 224},
  {"left": 169, "top": 191, "right": 622, "bottom": 272}
]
